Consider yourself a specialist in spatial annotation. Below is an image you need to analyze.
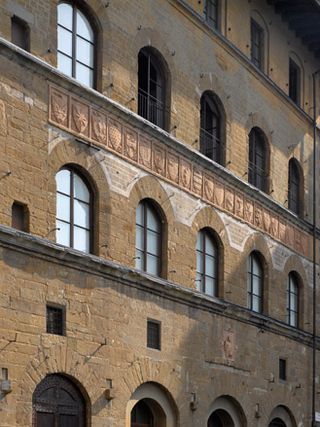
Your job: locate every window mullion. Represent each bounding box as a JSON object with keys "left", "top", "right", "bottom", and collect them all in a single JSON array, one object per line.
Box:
[
  {"left": 72, "top": 6, "right": 76, "bottom": 78},
  {"left": 70, "top": 171, "right": 74, "bottom": 248}
]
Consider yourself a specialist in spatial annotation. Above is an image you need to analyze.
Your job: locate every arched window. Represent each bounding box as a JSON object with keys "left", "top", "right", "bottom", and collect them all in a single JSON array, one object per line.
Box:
[
  {"left": 196, "top": 228, "right": 219, "bottom": 296},
  {"left": 138, "top": 47, "right": 169, "bottom": 130},
  {"left": 248, "top": 127, "right": 269, "bottom": 192},
  {"left": 288, "top": 158, "right": 303, "bottom": 216},
  {"left": 33, "top": 374, "right": 86, "bottom": 426},
  {"left": 57, "top": 2, "right": 95, "bottom": 87},
  {"left": 56, "top": 167, "right": 92, "bottom": 253},
  {"left": 135, "top": 200, "right": 162, "bottom": 276},
  {"left": 247, "top": 252, "right": 263, "bottom": 313},
  {"left": 200, "top": 92, "right": 223, "bottom": 164},
  {"left": 286, "top": 273, "right": 299, "bottom": 327},
  {"left": 131, "top": 400, "right": 154, "bottom": 427},
  {"left": 208, "top": 409, "right": 234, "bottom": 427}
]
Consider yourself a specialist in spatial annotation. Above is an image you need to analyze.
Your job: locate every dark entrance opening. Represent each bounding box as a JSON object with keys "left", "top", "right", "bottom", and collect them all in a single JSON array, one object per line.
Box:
[{"left": 33, "top": 374, "right": 86, "bottom": 427}]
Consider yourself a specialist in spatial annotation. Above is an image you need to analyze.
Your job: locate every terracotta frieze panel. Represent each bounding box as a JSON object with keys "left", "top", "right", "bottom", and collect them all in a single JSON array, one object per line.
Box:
[{"left": 48, "top": 86, "right": 310, "bottom": 258}]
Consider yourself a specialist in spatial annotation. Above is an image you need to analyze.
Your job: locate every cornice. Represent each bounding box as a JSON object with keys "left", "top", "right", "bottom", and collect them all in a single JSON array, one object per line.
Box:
[{"left": 0, "top": 225, "right": 317, "bottom": 349}]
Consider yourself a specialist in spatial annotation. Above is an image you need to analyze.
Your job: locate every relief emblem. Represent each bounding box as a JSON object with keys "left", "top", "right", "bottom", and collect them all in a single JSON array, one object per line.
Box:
[
  {"left": 180, "top": 160, "right": 191, "bottom": 189},
  {"left": 124, "top": 129, "right": 138, "bottom": 161},
  {"left": 167, "top": 152, "right": 179, "bottom": 183},
  {"left": 192, "top": 168, "right": 203, "bottom": 196},
  {"left": 91, "top": 111, "right": 107, "bottom": 143},
  {"left": 153, "top": 144, "right": 166, "bottom": 176},
  {"left": 51, "top": 90, "right": 68, "bottom": 127},
  {"left": 139, "top": 138, "right": 152, "bottom": 168},
  {"left": 108, "top": 120, "right": 123, "bottom": 153},
  {"left": 72, "top": 101, "right": 89, "bottom": 135},
  {"left": 203, "top": 175, "right": 214, "bottom": 202}
]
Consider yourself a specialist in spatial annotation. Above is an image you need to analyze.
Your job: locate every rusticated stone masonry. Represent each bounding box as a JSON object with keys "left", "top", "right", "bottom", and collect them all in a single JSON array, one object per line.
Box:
[{"left": 48, "top": 85, "right": 310, "bottom": 259}]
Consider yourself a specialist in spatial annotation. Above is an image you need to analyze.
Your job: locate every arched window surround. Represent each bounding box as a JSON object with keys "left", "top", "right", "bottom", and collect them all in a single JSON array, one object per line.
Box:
[
  {"left": 195, "top": 227, "right": 221, "bottom": 297},
  {"left": 288, "top": 158, "right": 303, "bottom": 217},
  {"left": 138, "top": 46, "right": 171, "bottom": 131},
  {"left": 57, "top": 1, "right": 101, "bottom": 89},
  {"left": 200, "top": 91, "right": 226, "bottom": 166},
  {"left": 248, "top": 127, "right": 270, "bottom": 193},
  {"left": 55, "top": 165, "right": 95, "bottom": 254},
  {"left": 135, "top": 198, "right": 166, "bottom": 278}
]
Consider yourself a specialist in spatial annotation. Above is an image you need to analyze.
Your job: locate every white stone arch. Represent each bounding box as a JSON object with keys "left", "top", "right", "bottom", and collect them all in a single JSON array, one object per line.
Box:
[
  {"left": 207, "top": 395, "right": 247, "bottom": 427},
  {"left": 268, "top": 405, "right": 297, "bottom": 427},
  {"left": 126, "top": 382, "right": 177, "bottom": 427}
]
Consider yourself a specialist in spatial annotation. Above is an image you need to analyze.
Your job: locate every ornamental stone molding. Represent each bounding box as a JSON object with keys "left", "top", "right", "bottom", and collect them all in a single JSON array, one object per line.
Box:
[{"left": 48, "top": 86, "right": 309, "bottom": 259}]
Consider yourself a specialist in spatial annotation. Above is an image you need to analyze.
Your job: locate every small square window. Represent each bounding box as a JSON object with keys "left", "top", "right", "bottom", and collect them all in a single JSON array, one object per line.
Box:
[
  {"left": 279, "top": 358, "right": 286, "bottom": 381},
  {"left": 147, "top": 319, "right": 161, "bottom": 350},
  {"left": 46, "top": 305, "right": 65, "bottom": 336},
  {"left": 11, "top": 16, "right": 30, "bottom": 51}
]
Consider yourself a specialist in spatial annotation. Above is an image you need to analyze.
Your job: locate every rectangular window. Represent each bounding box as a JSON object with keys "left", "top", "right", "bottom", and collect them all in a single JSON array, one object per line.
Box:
[
  {"left": 46, "top": 305, "right": 65, "bottom": 336},
  {"left": 279, "top": 358, "right": 286, "bottom": 381},
  {"left": 251, "top": 19, "right": 264, "bottom": 70},
  {"left": 205, "top": 0, "right": 219, "bottom": 30},
  {"left": 11, "top": 16, "right": 30, "bottom": 51},
  {"left": 147, "top": 319, "right": 161, "bottom": 350},
  {"left": 12, "top": 202, "right": 28, "bottom": 232},
  {"left": 289, "top": 59, "right": 301, "bottom": 105}
]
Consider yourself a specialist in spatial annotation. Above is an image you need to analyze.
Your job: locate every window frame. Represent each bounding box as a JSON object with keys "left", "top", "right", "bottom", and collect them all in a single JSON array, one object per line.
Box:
[
  {"left": 247, "top": 252, "right": 263, "bottom": 313},
  {"left": 204, "top": 0, "right": 219, "bottom": 30},
  {"left": 288, "top": 158, "right": 303, "bottom": 216},
  {"left": 11, "top": 15, "right": 30, "bottom": 51},
  {"left": 57, "top": 1, "right": 97, "bottom": 88},
  {"left": 195, "top": 228, "right": 219, "bottom": 297},
  {"left": 251, "top": 18, "right": 264, "bottom": 71},
  {"left": 135, "top": 199, "right": 163, "bottom": 277},
  {"left": 248, "top": 128, "right": 269, "bottom": 192},
  {"left": 147, "top": 319, "right": 161, "bottom": 350},
  {"left": 200, "top": 92, "right": 223, "bottom": 165},
  {"left": 289, "top": 58, "right": 301, "bottom": 105},
  {"left": 46, "top": 304, "right": 66, "bottom": 336},
  {"left": 286, "top": 272, "right": 299, "bottom": 328},
  {"left": 138, "top": 47, "right": 169, "bottom": 130},
  {"left": 56, "top": 166, "right": 93, "bottom": 254}
]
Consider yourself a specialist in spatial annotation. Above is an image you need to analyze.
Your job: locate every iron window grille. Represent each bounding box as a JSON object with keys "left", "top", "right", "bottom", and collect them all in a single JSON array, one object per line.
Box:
[
  {"left": 135, "top": 200, "right": 162, "bottom": 277},
  {"left": 57, "top": 1, "right": 95, "bottom": 87},
  {"left": 247, "top": 252, "right": 263, "bottom": 313},
  {"left": 248, "top": 128, "right": 268, "bottom": 192},
  {"left": 147, "top": 320, "right": 161, "bottom": 350},
  {"left": 196, "top": 229, "right": 218, "bottom": 296},
  {"left": 200, "top": 93, "right": 221, "bottom": 164},
  {"left": 286, "top": 273, "right": 299, "bottom": 327},
  {"left": 46, "top": 305, "right": 65, "bottom": 336},
  {"left": 138, "top": 49, "right": 167, "bottom": 129},
  {"left": 251, "top": 19, "right": 264, "bottom": 70}
]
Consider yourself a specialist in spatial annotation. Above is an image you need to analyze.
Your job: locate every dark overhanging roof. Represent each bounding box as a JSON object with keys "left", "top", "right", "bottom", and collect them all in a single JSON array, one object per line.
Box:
[{"left": 267, "top": 0, "right": 320, "bottom": 58}]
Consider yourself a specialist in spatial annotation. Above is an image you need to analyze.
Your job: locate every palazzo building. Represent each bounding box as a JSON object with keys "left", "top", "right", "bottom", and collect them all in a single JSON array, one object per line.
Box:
[{"left": 0, "top": 0, "right": 319, "bottom": 426}]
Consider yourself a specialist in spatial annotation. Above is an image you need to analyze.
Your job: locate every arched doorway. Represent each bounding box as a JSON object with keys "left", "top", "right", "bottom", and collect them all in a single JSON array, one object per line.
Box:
[
  {"left": 131, "top": 399, "right": 155, "bottom": 427},
  {"left": 208, "top": 409, "right": 235, "bottom": 427},
  {"left": 269, "top": 418, "right": 286, "bottom": 427},
  {"left": 33, "top": 374, "right": 86, "bottom": 427}
]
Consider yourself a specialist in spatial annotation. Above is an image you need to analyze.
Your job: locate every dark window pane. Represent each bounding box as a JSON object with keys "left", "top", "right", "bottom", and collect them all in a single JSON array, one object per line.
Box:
[
  {"left": 248, "top": 128, "right": 268, "bottom": 192},
  {"left": 200, "top": 93, "right": 221, "bottom": 164},
  {"left": 138, "top": 49, "right": 166, "bottom": 129},
  {"left": 289, "top": 59, "right": 300, "bottom": 105},
  {"left": 147, "top": 320, "right": 161, "bottom": 350},
  {"left": 279, "top": 358, "right": 286, "bottom": 381},
  {"left": 251, "top": 19, "right": 264, "bottom": 70},
  {"left": 12, "top": 202, "right": 28, "bottom": 232},
  {"left": 205, "top": 0, "right": 219, "bottom": 29},
  {"left": 46, "top": 305, "right": 64, "bottom": 335},
  {"left": 247, "top": 253, "right": 263, "bottom": 313},
  {"left": 195, "top": 229, "right": 218, "bottom": 296},
  {"left": 11, "top": 17, "right": 29, "bottom": 51},
  {"left": 288, "top": 159, "right": 301, "bottom": 215}
]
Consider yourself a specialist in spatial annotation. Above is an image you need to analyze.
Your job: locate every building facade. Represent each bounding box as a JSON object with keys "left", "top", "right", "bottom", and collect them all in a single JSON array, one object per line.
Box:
[{"left": 0, "top": 0, "right": 319, "bottom": 426}]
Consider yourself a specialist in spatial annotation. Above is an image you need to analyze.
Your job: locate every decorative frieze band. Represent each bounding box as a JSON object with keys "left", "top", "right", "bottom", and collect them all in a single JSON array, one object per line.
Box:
[{"left": 48, "top": 85, "right": 310, "bottom": 258}]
